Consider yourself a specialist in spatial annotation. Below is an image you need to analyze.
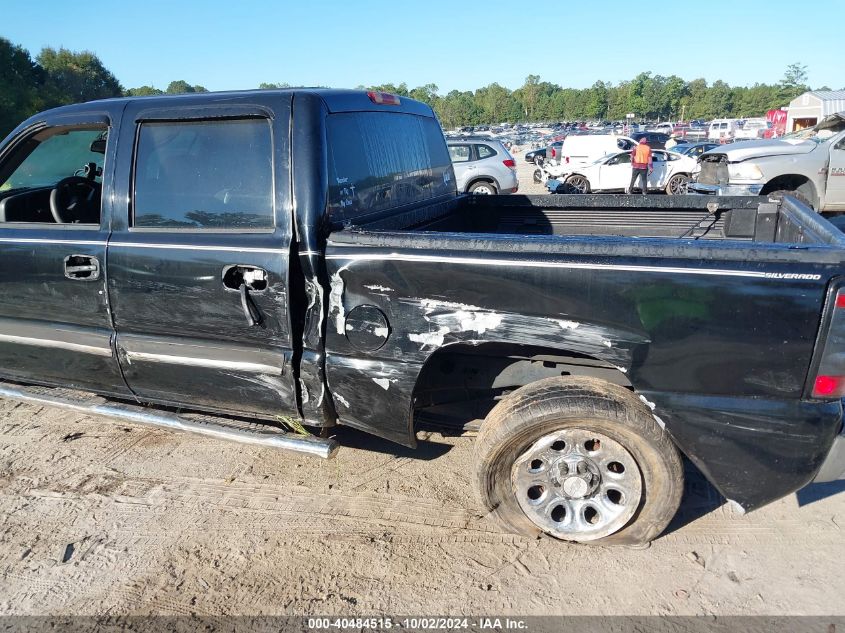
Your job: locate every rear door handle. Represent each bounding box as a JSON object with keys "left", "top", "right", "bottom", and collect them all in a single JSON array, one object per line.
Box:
[
  {"left": 64, "top": 255, "right": 100, "bottom": 281},
  {"left": 222, "top": 264, "right": 267, "bottom": 291},
  {"left": 222, "top": 265, "right": 267, "bottom": 327}
]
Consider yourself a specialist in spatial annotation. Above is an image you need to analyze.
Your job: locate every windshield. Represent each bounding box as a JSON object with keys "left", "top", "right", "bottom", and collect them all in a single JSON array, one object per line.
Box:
[{"left": 781, "top": 117, "right": 845, "bottom": 144}]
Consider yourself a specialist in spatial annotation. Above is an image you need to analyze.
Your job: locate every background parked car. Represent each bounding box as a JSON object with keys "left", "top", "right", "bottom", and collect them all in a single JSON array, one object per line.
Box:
[
  {"left": 735, "top": 118, "right": 771, "bottom": 140},
  {"left": 524, "top": 141, "right": 563, "bottom": 164},
  {"left": 649, "top": 122, "right": 675, "bottom": 135},
  {"left": 671, "top": 141, "right": 720, "bottom": 158},
  {"left": 546, "top": 149, "right": 696, "bottom": 195},
  {"left": 556, "top": 134, "right": 637, "bottom": 166},
  {"left": 708, "top": 118, "right": 738, "bottom": 141},
  {"left": 447, "top": 139, "right": 518, "bottom": 195},
  {"left": 629, "top": 131, "right": 670, "bottom": 148}
]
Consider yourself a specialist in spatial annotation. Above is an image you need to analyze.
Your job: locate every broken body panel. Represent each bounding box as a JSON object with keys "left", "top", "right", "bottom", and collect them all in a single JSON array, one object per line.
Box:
[
  {"left": 323, "top": 196, "right": 845, "bottom": 510},
  {"left": 0, "top": 91, "right": 843, "bottom": 513}
]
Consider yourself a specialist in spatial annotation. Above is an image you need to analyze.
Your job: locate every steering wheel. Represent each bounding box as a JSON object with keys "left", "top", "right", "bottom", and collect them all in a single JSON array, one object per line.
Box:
[{"left": 50, "top": 176, "right": 98, "bottom": 224}]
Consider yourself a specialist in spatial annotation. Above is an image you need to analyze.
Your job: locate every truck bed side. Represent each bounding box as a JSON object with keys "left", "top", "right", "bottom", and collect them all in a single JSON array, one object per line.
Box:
[{"left": 323, "top": 194, "right": 845, "bottom": 510}]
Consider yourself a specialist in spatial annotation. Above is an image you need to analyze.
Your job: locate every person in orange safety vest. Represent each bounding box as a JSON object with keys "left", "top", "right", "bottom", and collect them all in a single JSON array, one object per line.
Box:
[{"left": 627, "top": 138, "right": 653, "bottom": 195}]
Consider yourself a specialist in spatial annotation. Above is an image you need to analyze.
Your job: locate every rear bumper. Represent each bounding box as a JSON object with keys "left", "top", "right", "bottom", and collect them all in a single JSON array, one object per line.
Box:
[
  {"left": 814, "top": 421, "right": 845, "bottom": 482},
  {"left": 689, "top": 182, "right": 764, "bottom": 196}
]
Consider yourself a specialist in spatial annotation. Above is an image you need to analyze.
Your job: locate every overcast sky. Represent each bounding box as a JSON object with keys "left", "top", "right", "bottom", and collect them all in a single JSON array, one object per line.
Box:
[{"left": 4, "top": 0, "right": 841, "bottom": 93}]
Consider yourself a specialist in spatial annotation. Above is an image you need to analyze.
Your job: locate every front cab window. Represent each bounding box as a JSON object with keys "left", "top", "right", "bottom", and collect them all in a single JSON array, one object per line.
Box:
[{"left": 0, "top": 125, "right": 107, "bottom": 225}]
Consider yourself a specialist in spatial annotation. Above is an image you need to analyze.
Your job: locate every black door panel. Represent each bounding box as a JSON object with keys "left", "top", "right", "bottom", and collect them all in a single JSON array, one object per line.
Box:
[
  {"left": 0, "top": 112, "right": 128, "bottom": 395},
  {"left": 107, "top": 98, "right": 297, "bottom": 418}
]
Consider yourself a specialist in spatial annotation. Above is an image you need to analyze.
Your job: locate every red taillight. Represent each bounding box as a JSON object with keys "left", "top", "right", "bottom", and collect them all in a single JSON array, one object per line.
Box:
[
  {"left": 551, "top": 148, "right": 556, "bottom": 158},
  {"left": 503, "top": 159, "right": 516, "bottom": 169},
  {"left": 813, "top": 375, "right": 845, "bottom": 398},
  {"left": 810, "top": 288, "right": 845, "bottom": 399},
  {"left": 565, "top": 156, "right": 570, "bottom": 164},
  {"left": 367, "top": 91, "right": 401, "bottom": 106}
]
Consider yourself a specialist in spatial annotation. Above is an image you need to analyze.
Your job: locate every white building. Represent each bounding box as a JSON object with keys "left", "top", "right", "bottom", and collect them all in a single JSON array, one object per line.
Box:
[{"left": 786, "top": 90, "right": 845, "bottom": 131}]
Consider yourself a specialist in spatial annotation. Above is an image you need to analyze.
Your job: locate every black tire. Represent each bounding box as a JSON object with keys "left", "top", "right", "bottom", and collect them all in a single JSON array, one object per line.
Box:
[
  {"left": 469, "top": 181, "right": 497, "bottom": 195},
  {"left": 534, "top": 155, "right": 545, "bottom": 166},
  {"left": 665, "top": 173, "right": 689, "bottom": 195},
  {"left": 564, "top": 174, "right": 590, "bottom": 194},
  {"left": 767, "top": 189, "right": 814, "bottom": 210},
  {"left": 532, "top": 168, "right": 543, "bottom": 184},
  {"left": 474, "top": 376, "right": 684, "bottom": 546}
]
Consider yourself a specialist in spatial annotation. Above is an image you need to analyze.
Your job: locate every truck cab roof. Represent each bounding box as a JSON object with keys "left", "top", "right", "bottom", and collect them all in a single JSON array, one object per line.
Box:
[{"left": 16, "top": 88, "right": 437, "bottom": 123}]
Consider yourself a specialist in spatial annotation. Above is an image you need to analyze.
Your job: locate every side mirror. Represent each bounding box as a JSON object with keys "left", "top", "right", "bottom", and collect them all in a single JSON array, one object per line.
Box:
[{"left": 89, "top": 138, "right": 106, "bottom": 154}]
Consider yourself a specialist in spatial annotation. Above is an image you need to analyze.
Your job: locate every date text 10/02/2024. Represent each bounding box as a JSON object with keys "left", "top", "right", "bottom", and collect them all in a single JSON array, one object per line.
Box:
[{"left": 306, "top": 618, "right": 528, "bottom": 630}]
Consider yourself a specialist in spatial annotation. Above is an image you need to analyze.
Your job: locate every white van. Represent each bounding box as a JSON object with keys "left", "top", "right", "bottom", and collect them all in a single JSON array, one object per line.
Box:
[
  {"left": 735, "top": 118, "right": 771, "bottom": 140},
  {"left": 708, "top": 119, "right": 738, "bottom": 141},
  {"left": 558, "top": 134, "right": 637, "bottom": 166}
]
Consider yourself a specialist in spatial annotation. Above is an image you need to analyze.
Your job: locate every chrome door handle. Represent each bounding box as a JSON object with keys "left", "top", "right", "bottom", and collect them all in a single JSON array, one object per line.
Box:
[{"left": 64, "top": 255, "right": 100, "bottom": 281}]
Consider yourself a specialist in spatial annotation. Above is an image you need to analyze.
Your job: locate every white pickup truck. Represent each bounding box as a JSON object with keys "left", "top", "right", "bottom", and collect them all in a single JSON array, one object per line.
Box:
[{"left": 690, "top": 113, "right": 845, "bottom": 212}]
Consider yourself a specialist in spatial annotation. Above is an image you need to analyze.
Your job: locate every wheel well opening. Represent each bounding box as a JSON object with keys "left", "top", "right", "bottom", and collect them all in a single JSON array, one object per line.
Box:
[
  {"left": 760, "top": 175, "right": 817, "bottom": 207},
  {"left": 411, "top": 342, "right": 631, "bottom": 433},
  {"left": 467, "top": 177, "right": 496, "bottom": 191}
]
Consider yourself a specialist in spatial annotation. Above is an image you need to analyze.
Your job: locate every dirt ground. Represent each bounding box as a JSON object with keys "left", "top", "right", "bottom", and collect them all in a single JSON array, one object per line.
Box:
[
  {"left": 1, "top": 157, "right": 844, "bottom": 616},
  {"left": 1, "top": 395, "right": 843, "bottom": 617},
  {"left": 514, "top": 150, "right": 548, "bottom": 195}
]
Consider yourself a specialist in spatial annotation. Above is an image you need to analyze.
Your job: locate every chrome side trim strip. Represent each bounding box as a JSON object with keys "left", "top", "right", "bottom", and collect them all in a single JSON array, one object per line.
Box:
[
  {"left": 0, "top": 237, "right": 281, "bottom": 253},
  {"left": 0, "top": 381, "right": 337, "bottom": 459},
  {"left": 119, "top": 336, "right": 284, "bottom": 375},
  {"left": 109, "top": 242, "right": 280, "bottom": 254},
  {"left": 325, "top": 252, "right": 770, "bottom": 279},
  {"left": 124, "top": 350, "right": 281, "bottom": 375},
  {"left": 0, "top": 333, "right": 112, "bottom": 357},
  {"left": 0, "top": 238, "right": 107, "bottom": 246},
  {"left": 0, "top": 319, "right": 113, "bottom": 357}
]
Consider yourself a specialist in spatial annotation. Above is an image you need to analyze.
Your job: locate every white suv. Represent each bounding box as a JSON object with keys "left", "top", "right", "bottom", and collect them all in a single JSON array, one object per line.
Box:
[{"left": 447, "top": 139, "right": 519, "bottom": 194}]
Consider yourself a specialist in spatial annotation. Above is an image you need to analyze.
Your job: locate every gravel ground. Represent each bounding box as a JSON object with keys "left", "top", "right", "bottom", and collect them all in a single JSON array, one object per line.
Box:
[
  {"left": 1, "top": 163, "right": 844, "bottom": 616},
  {"left": 1, "top": 392, "right": 844, "bottom": 617},
  {"left": 513, "top": 148, "right": 548, "bottom": 195}
]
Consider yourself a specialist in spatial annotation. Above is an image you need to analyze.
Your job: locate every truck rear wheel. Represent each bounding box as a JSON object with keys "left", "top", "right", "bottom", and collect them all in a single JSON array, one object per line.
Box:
[{"left": 474, "top": 376, "right": 683, "bottom": 545}]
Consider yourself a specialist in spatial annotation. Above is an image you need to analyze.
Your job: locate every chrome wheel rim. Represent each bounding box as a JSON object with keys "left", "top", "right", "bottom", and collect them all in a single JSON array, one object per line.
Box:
[
  {"left": 472, "top": 184, "right": 494, "bottom": 195},
  {"left": 511, "top": 428, "right": 642, "bottom": 541},
  {"left": 566, "top": 176, "right": 588, "bottom": 193},
  {"left": 668, "top": 175, "right": 689, "bottom": 194}
]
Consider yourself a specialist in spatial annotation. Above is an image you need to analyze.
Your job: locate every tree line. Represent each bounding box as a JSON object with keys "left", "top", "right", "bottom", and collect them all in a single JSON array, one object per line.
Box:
[
  {"left": 365, "top": 64, "right": 825, "bottom": 129},
  {"left": 0, "top": 35, "right": 832, "bottom": 140}
]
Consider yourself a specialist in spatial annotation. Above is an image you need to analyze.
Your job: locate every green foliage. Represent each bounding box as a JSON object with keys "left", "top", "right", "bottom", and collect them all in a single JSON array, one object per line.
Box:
[
  {"left": 37, "top": 47, "right": 123, "bottom": 106},
  {"left": 165, "top": 80, "right": 207, "bottom": 94},
  {"left": 125, "top": 85, "right": 164, "bottom": 97},
  {"left": 0, "top": 33, "right": 825, "bottom": 142},
  {"left": 0, "top": 38, "right": 46, "bottom": 137},
  {"left": 0, "top": 39, "right": 123, "bottom": 138}
]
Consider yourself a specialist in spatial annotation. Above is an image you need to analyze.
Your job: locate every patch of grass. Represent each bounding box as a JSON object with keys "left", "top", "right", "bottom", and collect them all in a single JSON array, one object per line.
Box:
[{"left": 276, "top": 415, "right": 311, "bottom": 436}]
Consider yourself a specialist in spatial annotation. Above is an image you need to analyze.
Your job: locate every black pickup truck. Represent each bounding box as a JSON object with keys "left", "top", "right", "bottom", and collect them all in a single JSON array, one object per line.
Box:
[{"left": 1, "top": 89, "right": 844, "bottom": 545}]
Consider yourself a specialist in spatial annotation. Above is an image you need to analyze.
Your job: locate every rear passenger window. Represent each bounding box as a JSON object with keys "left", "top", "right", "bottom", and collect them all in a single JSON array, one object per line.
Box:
[
  {"left": 449, "top": 145, "right": 471, "bottom": 162},
  {"left": 326, "top": 112, "right": 454, "bottom": 224},
  {"left": 476, "top": 145, "right": 496, "bottom": 159},
  {"left": 133, "top": 119, "right": 273, "bottom": 229}
]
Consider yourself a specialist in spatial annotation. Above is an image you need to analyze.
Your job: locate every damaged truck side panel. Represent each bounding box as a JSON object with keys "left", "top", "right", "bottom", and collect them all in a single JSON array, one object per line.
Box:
[
  {"left": 2, "top": 90, "right": 845, "bottom": 545},
  {"left": 322, "top": 228, "right": 843, "bottom": 511}
]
